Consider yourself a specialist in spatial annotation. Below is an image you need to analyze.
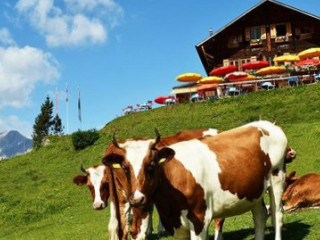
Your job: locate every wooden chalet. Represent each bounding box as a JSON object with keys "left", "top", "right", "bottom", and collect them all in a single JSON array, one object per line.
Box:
[{"left": 196, "top": 0, "right": 320, "bottom": 75}]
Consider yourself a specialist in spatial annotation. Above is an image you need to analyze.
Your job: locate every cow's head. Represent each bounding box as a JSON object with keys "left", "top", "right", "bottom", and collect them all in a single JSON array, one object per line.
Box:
[
  {"left": 284, "top": 170, "right": 299, "bottom": 191},
  {"left": 129, "top": 130, "right": 175, "bottom": 208},
  {"left": 285, "top": 146, "right": 296, "bottom": 163},
  {"left": 102, "top": 134, "right": 136, "bottom": 191},
  {"left": 102, "top": 136, "right": 134, "bottom": 203},
  {"left": 73, "top": 165, "right": 109, "bottom": 210}
]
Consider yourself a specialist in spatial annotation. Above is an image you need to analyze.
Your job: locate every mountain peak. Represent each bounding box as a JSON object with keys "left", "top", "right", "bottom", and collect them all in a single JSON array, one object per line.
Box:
[{"left": 0, "top": 130, "right": 33, "bottom": 159}]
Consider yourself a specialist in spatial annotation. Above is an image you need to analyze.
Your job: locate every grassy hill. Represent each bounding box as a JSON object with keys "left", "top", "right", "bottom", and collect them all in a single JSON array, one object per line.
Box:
[{"left": 1, "top": 83, "right": 320, "bottom": 240}]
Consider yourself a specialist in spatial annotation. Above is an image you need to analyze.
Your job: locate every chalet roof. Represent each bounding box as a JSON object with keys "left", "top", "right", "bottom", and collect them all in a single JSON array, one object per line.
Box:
[
  {"left": 172, "top": 82, "right": 197, "bottom": 89},
  {"left": 196, "top": 0, "right": 320, "bottom": 47}
]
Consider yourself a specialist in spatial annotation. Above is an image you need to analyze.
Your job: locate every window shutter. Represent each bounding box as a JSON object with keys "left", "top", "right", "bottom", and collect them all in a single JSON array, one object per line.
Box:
[
  {"left": 287, "top": 22, "right": 292, "bottom": 36},
  {"left": 270, "top": 24, "right": 276, "bottom": 38},
  {"left": 261, "top": 25, "right": 266, "bottom": 39},
  {"left": 245, "top": 27, "right": 250, "bottom": 41}
]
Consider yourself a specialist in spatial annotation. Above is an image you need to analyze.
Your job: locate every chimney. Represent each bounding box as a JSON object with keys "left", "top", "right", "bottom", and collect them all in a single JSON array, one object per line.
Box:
[{"left": 209, "top": 27, "right": 214, "bottom": 36}]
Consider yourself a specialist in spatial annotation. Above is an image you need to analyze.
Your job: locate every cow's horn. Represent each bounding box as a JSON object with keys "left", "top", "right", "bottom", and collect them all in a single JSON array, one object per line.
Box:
[
  {"left": 151, "top": 128, "right": 161, "bottom": 149},
  {"left": 80, "top": 164, "right": 86, "bottom": 173},
  {"left": 112, "top": 132, "right": 121, "bottom": 148}
]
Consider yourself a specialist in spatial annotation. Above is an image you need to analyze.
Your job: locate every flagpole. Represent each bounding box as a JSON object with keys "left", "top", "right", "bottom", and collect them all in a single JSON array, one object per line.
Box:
[
  {"left": 66, "top": 81, "right": 69, "bottom": 134},
  {"left": 55, "top": 87, "right": 59, "bottom": 115},
  {"left": 78, "top": 85, "right": 82, "bottom": 130}
]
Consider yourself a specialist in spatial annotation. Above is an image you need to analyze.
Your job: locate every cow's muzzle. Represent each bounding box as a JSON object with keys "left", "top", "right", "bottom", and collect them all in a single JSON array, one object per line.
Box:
[
  {"left": 129, "top": 190, "right": 146, "bottom": 208},
  {"left": 93, "top": 201, "right": 106, "bottom": 210},
  {"left": 286, "top": 148, "right": 297, "bottom": 163}
]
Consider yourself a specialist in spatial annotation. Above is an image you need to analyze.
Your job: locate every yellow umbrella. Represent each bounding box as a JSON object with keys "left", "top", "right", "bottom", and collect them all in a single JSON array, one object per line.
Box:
[
  {"left": 298, "top": 48, "right": 320, "bottom": 60},
  {"left": 273, "top": 54, "right": 300, "bottom": 62},
  {"left": 176, "top": 73, "right": 202, "bottom": 82},
  {"left": 256, "top": 66, "right": 286, "bottom": 75},
  {"left": 197, "top": 76, "right": 224, "bottom": 84}
]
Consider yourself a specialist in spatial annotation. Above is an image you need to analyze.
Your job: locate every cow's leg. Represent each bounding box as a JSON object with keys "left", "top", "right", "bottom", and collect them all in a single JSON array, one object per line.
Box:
[
  {"left": 108, "top": 202, "right": 120, "bottom": 240},
  {"left": 213, "top": 218, "right": 225, "bottom": 240},
  {"left": 269, "top": 171, "right": 285, "bottom": 240},
  {"left": 189, "top": 211, "right": 212, "bottom": 240},
  {"left": 119, "top": 203, "right": 130, "bottom": 240},
  {"left": 157, "top": 219, "right": 166, "bottom": 237},
  {"left": 146, "top": 207, "right": 153, "bottom": 235},
  {"left": 251, "top": 200, "right": 267, "bottom": 240}
]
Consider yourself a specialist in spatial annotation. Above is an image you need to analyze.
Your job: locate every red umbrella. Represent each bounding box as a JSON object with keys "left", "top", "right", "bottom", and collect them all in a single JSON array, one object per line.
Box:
[
  {"left": 210, "top": 65, "right": 237, "bottom": 76},
  {"left": 154, "top": 96, "right": 174, "bottom": 104},
  {"left": 295, "top": 59, "right": 320, "bottom": 66},
  {"left": 224, "top": 71, "right": 248, "bottom": 81},
  {"left": 242, "top": 60, "right": 270, "bottom": 70}
]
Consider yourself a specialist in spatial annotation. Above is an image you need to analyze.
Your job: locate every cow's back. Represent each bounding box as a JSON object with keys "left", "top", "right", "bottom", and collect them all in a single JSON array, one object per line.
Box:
[{"left": 166, "top": 126, "right": 271, "bottom": 218}]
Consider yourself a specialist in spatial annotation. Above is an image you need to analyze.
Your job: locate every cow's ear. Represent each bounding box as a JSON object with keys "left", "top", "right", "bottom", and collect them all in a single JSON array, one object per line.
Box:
[
  {"left": 102, "top": 153, "right": 124, "bottom": 166},
  {"left": 156, "top": 147, "right": 175, "bottom": 165},
  {"left": 73, "top": 175, "right": 87, "bottom": 186},
  {"left": 287, "top": 170, "right": 296, "bottom": 179}
]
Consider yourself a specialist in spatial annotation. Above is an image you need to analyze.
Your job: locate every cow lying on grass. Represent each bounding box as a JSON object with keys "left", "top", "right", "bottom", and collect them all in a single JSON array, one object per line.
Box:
[
  {"left": 283, "top": 171, "right": 320, "bottom": 212},
  {"left": 129, "top": 121, "right": 288, "bottom": 240}
]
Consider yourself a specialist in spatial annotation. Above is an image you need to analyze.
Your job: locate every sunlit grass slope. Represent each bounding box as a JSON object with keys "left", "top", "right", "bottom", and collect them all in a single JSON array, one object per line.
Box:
[{"left": 1, "top": 83, "right": 320, "bottom": 239}]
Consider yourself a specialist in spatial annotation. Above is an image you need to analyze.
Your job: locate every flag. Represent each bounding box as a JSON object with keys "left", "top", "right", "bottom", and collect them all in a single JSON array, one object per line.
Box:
[
  {"left": 78, "top": 86, "right": 81, "bottom": 122},
  {"left": 66, "top": 82, "right": 69, "bottom": 102}
]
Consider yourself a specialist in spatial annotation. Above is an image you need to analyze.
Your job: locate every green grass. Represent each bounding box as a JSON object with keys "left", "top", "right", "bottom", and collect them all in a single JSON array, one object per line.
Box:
[{"left": 1, "top": 83, "right": 320, "bottom": 239}]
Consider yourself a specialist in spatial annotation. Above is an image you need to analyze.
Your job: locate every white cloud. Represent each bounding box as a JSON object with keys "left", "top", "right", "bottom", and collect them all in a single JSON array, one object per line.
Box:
[
  {"left": 16, "top": 0, "right": 123, "bottom": 47},
  {"left": 0, "top": 45, "right": 60, "bottom": 109},
  {"left": 0, "top": 115, "right": 32, "bottom": 138},
  {"left": 0, "top": 28, "right": 17, "bottom": 46}
]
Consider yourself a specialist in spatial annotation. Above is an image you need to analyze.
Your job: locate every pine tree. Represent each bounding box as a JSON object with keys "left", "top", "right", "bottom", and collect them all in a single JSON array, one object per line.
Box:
[
  {"left": 52, "top": 114, "right": 63, "bottom": 135},
  {"left": 32, "top": 96, "right": 54, "bottom": 149}
]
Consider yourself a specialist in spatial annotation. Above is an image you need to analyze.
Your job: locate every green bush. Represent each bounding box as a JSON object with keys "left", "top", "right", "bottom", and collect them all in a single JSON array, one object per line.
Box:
[{"left": 71, "top": 129, "right": 100, "bottom": 150}]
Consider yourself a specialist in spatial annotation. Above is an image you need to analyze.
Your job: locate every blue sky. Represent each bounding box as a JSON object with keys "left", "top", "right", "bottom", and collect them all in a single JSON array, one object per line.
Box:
[{"left": 0, "top": 0, "right": 319, "bottom": 137}]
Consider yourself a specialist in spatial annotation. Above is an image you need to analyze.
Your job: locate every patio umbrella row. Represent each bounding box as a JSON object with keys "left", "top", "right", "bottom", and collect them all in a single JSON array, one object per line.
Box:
[{"left": 164, "top": 47, "right": 320, "bottom": 104}]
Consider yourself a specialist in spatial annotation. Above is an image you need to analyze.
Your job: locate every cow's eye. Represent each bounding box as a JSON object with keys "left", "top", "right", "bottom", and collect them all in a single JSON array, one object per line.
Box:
[{"left": 146, "top": 162, "right": 156, "bottom": 173}]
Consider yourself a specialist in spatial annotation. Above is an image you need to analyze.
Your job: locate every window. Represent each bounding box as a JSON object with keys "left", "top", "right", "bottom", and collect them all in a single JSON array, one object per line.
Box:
[
  {"left": 301, "top": 27, "right": 311, "bottom": 34},
  {"left": 250, "top": 27, "right": 261, "bottom": 40},
  {"left": 232, "top": 36, "right": 238, "bottom": 44},
  {"left": 276, "top": 24, "right": 287, "bottom": 37}
]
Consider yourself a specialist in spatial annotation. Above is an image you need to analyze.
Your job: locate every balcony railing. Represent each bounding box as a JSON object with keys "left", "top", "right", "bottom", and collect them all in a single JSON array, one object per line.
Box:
[{"left": 250, "top": 39, "right": 263, "bottom": 46}]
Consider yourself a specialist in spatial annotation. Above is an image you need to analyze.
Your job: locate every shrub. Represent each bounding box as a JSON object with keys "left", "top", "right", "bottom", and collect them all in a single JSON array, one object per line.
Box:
[{"left": 71, "top": 129, "right": 100, "bottom": 151}]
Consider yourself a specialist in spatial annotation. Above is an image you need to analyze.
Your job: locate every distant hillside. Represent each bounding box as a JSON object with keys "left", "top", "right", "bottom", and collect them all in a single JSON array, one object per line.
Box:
[
  {"left": 1, "top": 83, "right": 320, "bottom": 239},
  {"left": 0, "top": 130, "right": 33, "bottom": 159}
]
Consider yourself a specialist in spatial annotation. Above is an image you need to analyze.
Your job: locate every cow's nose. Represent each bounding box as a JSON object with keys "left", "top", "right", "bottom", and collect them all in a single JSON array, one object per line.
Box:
[
  {"left": 93, "top": 201, "right": 105, "bottom": 210},
  {"left": 129, "top": 191, "right": 145, "bottom": 206}
]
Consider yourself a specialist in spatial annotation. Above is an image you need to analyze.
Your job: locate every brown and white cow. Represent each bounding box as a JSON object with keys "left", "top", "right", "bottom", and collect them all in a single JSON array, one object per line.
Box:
[
  {"left": 283, "top": 171, "right": 320, "bottom": 212},
  {"left": 73, "top": 164, "right": 132, "bottom": 240},
  {"left": 129, "top": 120, "right": 288, "bottom": 240},
  {"left": 213, "top": 145, "right": 296, "bottom": 240},
  {"left": 102, "top": 128, "right": 220, "bottom": 239}
]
